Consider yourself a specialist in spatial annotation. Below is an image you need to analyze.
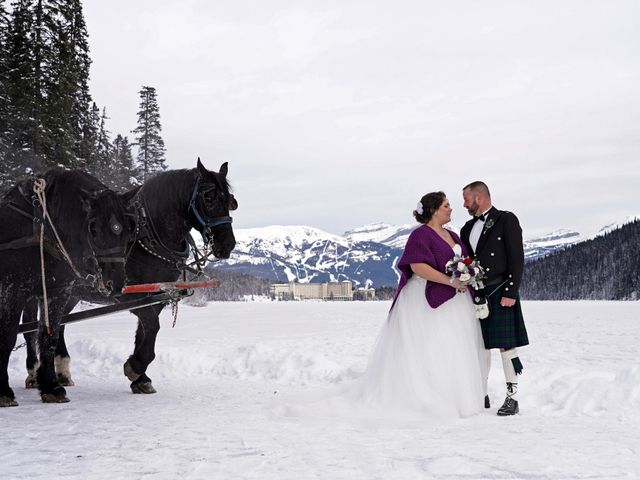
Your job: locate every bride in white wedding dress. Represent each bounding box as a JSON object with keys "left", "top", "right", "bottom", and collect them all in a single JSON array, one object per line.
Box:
[
  {"left": 346, "top": 192, "right": 487, "bottom": 418},
  {"left": 277, "top": 192, "right": 486, "bottom": 422}
]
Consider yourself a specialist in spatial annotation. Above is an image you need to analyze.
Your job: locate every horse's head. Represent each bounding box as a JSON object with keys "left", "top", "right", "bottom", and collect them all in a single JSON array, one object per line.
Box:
[
  {"left": 78, "top": 187, "right": 134, "bottom": 296},
  {"left": 188, "top": 158, "right": 237, "bottom": 259}
]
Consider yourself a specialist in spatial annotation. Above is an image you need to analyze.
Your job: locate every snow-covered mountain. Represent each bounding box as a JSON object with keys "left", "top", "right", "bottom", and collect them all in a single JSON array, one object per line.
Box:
[
  {"left": 343, "top": 223, "right": 415, "bottom": 249},
  {"left": 214, "top": 225, "right": 403, "bottom": 287},
  {"left": 211, "top": 217, "right": 637, "bottom": 287},
  {"left": 344, "top": 223, "right": 585, "bottom": 262},
  {"left": 596, "top": 215, "right": 640, "bottom": 237},
  {"left": 523, "top": 229, "right": 583, "bottom": 261},
  {"left": 523, "top": 215, "right": 640, "bottom": 261}
]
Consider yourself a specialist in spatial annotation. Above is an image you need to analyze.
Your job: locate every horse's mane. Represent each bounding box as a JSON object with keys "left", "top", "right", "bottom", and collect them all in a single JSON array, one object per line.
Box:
[
  {"left": 45, "top": 168, "right": 108, "bottom": 192},
  {"left": 140, "top": 169, "right": 195, "bottom": 216},
  {"left": 42, "top": 169, "right": 109, "bottom": 224},
  {"left": 3, "top": 169, "right": 107, "bottom": 210},
  {"left": 140, "top": 168, "right": 232, "bottom": 217}
]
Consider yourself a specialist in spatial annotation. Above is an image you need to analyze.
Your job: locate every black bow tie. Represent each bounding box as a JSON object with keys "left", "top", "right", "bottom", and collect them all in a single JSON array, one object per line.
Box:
[{"left": 474, "top": 213, "right": 486, "bottom": 223}]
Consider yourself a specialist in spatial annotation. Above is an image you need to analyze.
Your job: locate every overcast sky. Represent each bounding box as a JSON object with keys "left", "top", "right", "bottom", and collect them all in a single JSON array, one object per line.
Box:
[{"left": 84, "top": 0, "right": 640, "bottom": 237}]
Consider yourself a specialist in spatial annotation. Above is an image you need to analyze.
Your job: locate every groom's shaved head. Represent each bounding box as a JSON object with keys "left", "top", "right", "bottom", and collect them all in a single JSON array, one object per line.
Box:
[
  {"left": 462, "top": 181, "right": 492, "bottom": 216},
  {"left": 463, "top": 181, "right": 491, "bottom": 198}
]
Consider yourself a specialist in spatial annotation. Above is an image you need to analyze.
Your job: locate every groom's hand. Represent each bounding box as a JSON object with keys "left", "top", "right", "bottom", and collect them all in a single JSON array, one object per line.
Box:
[{"left": 500, "top": 297, "right": 516, "bottom": 307}]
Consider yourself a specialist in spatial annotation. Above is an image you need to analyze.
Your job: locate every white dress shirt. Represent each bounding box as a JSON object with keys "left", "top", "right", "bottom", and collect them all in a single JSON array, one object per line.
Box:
[{"left": 469, "top": 208, "right": 492, "bottom": 252}]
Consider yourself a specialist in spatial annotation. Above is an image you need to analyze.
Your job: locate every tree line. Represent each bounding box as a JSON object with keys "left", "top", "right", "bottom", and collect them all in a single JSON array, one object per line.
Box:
[
  {"left": 182, "top": 268, "right": 400, "bottom": 303},
  {"left": 520, "top": 220, "right": 640, "bottom": 300},
  {"left": 0, "top": 0, "right": 166, "bottom": 193},
  {"left": 183, "top": 269, "right": 274, "bottom": 304}
]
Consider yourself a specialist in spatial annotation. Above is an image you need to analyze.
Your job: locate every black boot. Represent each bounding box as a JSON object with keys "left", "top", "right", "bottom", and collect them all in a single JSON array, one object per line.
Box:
[
  {"left": 484, "top": 395, "right": 490, "bottom": 409},
  {"left": 497, "top": 382, "right": 519, "bottom": 416},
  {"left": 497, "top": 397, "right": 519, "bottom": 416}
]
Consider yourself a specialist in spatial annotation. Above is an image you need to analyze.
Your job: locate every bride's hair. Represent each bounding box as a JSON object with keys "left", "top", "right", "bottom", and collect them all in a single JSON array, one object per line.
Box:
[{"left": 414, "top": 191, "right": 446, "bottom": 223}]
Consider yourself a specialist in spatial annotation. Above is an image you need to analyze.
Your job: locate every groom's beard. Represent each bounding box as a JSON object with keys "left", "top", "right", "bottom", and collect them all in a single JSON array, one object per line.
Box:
[{"left": 466, "top": 202, "right": 479, "bottom": 216}]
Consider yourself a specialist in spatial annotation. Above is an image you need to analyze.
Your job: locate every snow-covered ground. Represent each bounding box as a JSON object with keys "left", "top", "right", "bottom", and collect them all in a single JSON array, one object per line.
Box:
[{"left": 2, "top": 300, "right": 639, "bottom": 479}]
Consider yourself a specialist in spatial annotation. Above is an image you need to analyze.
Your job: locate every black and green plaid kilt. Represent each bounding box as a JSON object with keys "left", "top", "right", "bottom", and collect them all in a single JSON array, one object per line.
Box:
[{"left": 480, "top": 286, "right": 529, "bottom": 349}]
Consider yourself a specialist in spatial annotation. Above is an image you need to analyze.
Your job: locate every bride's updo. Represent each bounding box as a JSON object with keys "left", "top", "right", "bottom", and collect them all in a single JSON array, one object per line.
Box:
[{"left": 413, "top": 191, "right": 446, "bottom": 224}]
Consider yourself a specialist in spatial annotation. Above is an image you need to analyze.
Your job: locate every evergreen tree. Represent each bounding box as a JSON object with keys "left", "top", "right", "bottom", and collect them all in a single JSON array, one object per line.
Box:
[
  {"left": 373, "top": 286, "right": 396, "bottom": 301},
  {"left": 89, "top": 105, "right": 118, "bottom": 187},
  {"left": 521, "top": 220, "right": 640, "bottom": 300},
  {"left": 3, "top": 0, "right": 45, "bottom": 178},
  {"left": 191, "top": 268, "right": 274, "bottom": 302},
  {"left": 79, "top": 100, "right": 100, "bottom": 172},
  {"left": 132, "top": 85, "right": 167, "bottom": 180},
  {"left": 63, "top": 0, "right": 92, "bottom": 165},
  {"left": 0, "top": 2, "right": 11, "bottom": 188},
  {"left": 111, "top": 134, "right": 139, "bottom": 190},
  {"left": 44, "top": 0, "right": 93, "bottom": 168},
  {"left": 96, "top": 106, "right": 111, "bottom": 168},
  {"left": 1, "top": 0, "right": 94, "bottom": 185},
  {"left": 43, "top": 1, "right": 75, "bottom": 167}
]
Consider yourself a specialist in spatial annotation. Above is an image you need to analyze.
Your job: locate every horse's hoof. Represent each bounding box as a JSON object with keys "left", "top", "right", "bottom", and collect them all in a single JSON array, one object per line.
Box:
[
  {"left": 0, "top": 396, "right": 19, "bottom": 407},
  {"left": 25, "top": 377, "right": 39, "bottom": 389},
  {"left": 41, "top": 386, "right": 70, "bottom": 404},
  {"left": 41, "top": 393, "right": 70, "bottom": 403},
  {"left": 123, "top": 361, "right": 141, "bottom": 382},
  {"left": 56, "top": 374, "right": 75, "bottom": 387},
  {"left": 55, "top": 357, "right": 74, "bottom": 386},
  {"left": 130, "top": 381, "right": 157, "bottom": 394}
]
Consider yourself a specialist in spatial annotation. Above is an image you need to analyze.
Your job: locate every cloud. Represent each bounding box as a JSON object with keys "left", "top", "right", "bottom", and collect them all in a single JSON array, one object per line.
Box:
[{"left": 84, "top": 0, "right": 640, "bottom": 237}]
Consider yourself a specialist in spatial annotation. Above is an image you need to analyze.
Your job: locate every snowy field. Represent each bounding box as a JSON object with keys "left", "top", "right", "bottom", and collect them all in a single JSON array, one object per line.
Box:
[{"left": 2, "top": 300, "right": 640, "bottom": 479}]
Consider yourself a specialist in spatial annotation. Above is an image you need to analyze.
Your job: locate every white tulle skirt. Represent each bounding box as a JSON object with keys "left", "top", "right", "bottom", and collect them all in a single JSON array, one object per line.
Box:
[{"left": 347, "top": 275, "right": 487, "bottom": 418}]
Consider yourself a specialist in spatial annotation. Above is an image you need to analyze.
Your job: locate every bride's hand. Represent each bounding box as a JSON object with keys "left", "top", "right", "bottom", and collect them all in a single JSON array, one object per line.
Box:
[{"left": 449, "top": 278, "right": 465, "bottom": 291}]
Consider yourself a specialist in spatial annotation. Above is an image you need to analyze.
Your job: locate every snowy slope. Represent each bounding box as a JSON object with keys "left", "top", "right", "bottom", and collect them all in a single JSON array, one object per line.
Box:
[
  {"left": 596, "top": 215, "right": 640, "bottom": 237},
  {"left": 343, "top": 223, "right": 415, "bottom": 249},
  {"left": 218, "top": 225, "right": 402, "bottom": 287},
  {"left": 3, "top": 300, "right": 640, "bottom": 479},
  {"left": 523, "top": 229, "right": 583, "bottom": 261},
  {"left": 212, "top": 215, "right": 638, "bottom": 286}
]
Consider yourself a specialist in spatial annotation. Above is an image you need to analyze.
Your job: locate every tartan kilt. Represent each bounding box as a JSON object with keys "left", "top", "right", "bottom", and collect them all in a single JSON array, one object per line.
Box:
[{"left": 480, "top": 287, "right": 529, "bottom": 349}]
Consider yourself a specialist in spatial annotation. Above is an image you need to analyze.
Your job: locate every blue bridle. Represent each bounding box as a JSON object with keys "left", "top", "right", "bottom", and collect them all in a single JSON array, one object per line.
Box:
[{"left": 188, "top": 176, "right": 233, "bottom": 233}]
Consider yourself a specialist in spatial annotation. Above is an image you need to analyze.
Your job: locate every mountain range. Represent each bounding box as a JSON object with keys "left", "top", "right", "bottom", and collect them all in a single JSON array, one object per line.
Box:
[{"left": 209, "top": 216, "right": 639, "bottom": 288}]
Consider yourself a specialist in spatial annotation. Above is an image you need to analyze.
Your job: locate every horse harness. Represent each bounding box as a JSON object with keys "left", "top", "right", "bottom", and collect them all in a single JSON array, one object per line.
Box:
[
  {"left": 129, "top": 190, "right": 191, "bottom": 270},
  {"left": 0, "top": 179, "right": 127, "bottom": 289},
  {"left": 129, "top": 175, "right": 233, "bottom": 277}
]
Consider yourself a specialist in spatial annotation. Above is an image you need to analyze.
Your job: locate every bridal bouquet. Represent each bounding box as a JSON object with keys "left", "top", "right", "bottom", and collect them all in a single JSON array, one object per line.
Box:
[{"left": 445, "top": 254, "right": 485, "bottom": 290}]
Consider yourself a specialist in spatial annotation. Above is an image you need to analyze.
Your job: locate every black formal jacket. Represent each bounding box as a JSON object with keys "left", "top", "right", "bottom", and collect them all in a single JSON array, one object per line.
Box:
[{"left": 460, "top": 206, "right": 524, "bottom": 299}]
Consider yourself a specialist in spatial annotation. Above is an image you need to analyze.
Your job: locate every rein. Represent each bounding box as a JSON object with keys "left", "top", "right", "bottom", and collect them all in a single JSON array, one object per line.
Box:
[
  {"left": 131, "top": 174, "right": 233, "bottom": 276},
  {"left": 32, "top": 179, "right": 96, "bottom": 284},
  {"left": 32, "top": 179, "right": 110, "bottom": 333}
]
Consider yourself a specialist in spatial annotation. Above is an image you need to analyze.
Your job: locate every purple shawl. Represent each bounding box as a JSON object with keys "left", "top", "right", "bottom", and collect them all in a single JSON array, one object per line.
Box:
[{"left": 391, "top": 225, "right": 470, "bottom": 310}]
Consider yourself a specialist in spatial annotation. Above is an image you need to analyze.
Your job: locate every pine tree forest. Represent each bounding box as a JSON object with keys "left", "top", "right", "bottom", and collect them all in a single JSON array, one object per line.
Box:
[
  {"left": 0, "top": 0, "right": 165, "bottom": 193},
  {"left": 521, "top": 220, "right": 640, "bottom": 301}
]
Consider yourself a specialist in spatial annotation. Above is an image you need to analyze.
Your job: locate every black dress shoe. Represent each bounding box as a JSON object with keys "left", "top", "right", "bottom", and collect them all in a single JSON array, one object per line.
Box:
[
  {"left": 497, "top": 397, "right": 519, "bottom": 416},
  {"left": 484, "top": 395, "right": 490, "bottom": 409}
]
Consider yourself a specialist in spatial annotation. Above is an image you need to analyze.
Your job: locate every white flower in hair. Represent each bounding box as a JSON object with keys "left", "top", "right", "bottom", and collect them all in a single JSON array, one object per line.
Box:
[{"left": 416, "top": 202, "right": 424, "bottom": 215}]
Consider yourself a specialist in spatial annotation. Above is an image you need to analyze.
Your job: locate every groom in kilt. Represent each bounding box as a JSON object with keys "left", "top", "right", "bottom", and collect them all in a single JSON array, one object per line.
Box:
[{"left": 461, "top": 181, "right": 529, "bottom": 416}]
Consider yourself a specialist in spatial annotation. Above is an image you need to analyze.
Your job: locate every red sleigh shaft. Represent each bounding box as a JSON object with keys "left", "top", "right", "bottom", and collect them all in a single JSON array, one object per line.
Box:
[{"left": 121, "top": 278, "right": 221, "bottom": 294}]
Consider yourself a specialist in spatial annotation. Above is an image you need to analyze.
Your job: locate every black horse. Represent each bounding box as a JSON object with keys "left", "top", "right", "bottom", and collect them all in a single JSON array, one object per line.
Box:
[
  {"left": 0, "top": 170, "right": 134, "bottom": 407},
  {"left": 22, "top": 159, "right": 237, "bottom": 395}
]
